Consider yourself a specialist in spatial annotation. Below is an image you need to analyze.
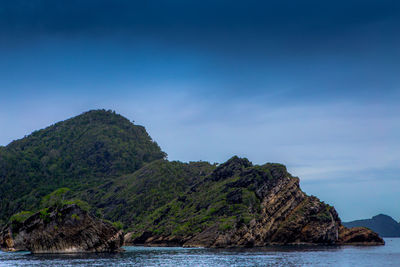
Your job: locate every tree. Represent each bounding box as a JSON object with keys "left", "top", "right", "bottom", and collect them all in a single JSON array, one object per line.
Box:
[{"left": 41, "top": 187, "right": 71, "bottom": 208}]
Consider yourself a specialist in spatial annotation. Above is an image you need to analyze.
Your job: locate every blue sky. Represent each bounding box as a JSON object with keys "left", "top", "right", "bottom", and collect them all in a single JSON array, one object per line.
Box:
[{"left": 0, "top": 0, "right": 399, "bottom": 221}]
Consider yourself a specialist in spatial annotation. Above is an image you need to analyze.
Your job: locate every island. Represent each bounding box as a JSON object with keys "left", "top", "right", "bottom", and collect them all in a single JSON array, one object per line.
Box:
[
  {"left": 0, "top": 110, "right": 384, "bottom": 252},
  {"left": 344, "top": 214, "right": 400, "bottom": 237}
]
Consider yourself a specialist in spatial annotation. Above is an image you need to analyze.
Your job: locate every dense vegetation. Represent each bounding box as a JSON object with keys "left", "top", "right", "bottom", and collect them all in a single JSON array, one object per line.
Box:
[
  {"left": 0, "top": 110, "right": 166, "bottom": 224},
  {"left": 1, "top": 109, "right": 331, "bottom": 242},
  {"left": 80, "top": 159, "right": 216, "bottom": 230},
  {"left": 127, "top": 156, "right": 294, "bottom": 238}
]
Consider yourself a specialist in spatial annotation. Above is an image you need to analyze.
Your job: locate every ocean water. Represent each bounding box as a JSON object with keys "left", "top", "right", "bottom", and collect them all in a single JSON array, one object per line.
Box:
[{"left": 1, "top": 238, "right": 399, "bottom": 266}]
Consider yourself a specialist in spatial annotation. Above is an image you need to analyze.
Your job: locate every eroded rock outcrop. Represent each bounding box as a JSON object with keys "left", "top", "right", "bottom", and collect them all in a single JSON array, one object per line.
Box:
[
  {"left": 0, "top": 204, "right": 124, "bottom": 253},
  {"left": 124, "top": 156, "right": 384, "bottom": 247},
  {"left": 338, "top": 226, "right": 384, "bottom": 245}
]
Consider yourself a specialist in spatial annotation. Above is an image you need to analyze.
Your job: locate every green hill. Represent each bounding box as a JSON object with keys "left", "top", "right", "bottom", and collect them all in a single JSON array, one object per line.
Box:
[
  {"left": 131, "top": 157, "right": 279, "bottom": 237},
  {"left": 0, "top": 110, "right": 384, "bottom": 247},
  {"left": 80, "top": 159, "right": 216, "bottom": 229},
  {"left": 0, "top": 109, "right": 166, "bottom": 224},
  {"left": 123, "top": 156, "right": 347, "bottom": 247}
]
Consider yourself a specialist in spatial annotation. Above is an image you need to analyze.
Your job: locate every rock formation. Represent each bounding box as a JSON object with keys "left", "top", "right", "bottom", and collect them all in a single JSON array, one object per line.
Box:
[
  {"left": 338, "top": 226, "right": 385, "bottom": 245},
  {"left": 0, "top": 204, "right": 124, "bottom": 253},
  {"left": 124, "top": 157, "right": 384, "bottom": 247},
  {"left": 0, "top": 111, "right": 386, "bottom": 249}
]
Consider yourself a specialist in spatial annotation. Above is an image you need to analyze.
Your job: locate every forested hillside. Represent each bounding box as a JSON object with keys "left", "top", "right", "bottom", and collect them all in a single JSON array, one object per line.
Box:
[
  {"left": 0, "top": 110, "right": 166, "bottom": 224},
  {"left": 0, "top": 110, "right": 384, "bottom": 247},
  {"left": 81, "top": 159, "right": 216, "bottom": 230}
]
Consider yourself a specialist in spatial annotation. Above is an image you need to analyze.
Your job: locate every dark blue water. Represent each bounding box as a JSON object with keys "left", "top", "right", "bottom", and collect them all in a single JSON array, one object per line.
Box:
[{"left": 1, "top": 238, "right": 399, "bottom": 266}]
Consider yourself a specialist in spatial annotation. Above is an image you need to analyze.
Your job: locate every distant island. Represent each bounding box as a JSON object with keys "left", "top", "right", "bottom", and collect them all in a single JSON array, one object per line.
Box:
[
  {"left": 343, "top": 214, "right": 400, "bottom": 237},
  {"left": 0, "top": 110, "right": 384, "bottom": 252}
]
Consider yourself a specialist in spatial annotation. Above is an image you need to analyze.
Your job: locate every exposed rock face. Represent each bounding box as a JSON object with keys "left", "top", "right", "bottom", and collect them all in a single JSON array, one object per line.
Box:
[
  {"left": 0, "top": 204, "right": 124, "bottom": 253},
  {"left": 338, "top": 226, "right": 385, "bottom": 245},
  {"left": 124, "top": 157, "right": 384, "bottom": 247}
]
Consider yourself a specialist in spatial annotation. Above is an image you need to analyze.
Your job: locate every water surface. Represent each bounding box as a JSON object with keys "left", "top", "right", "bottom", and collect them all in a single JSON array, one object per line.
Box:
[{"left": 1, "top": 238, "right": 399, "bottom": 266}]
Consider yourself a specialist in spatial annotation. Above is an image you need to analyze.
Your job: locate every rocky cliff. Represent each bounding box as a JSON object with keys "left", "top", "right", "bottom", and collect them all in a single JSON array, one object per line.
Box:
[
  {"left": 337, "top": 226, "right": 384, "bottom": 245},
  {"left": 124, "top": 157, "right": 384, "bottom": 247},
  {"left": 0, "top": 204, "right": 124, "bottom": 253},
  {"left": 0, "top": 111, "right": 385, "bottom": 249}
]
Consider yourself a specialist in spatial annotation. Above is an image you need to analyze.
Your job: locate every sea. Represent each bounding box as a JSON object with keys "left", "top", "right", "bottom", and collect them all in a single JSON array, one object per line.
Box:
[{"left": 1, "top": 238, "right": 399, "bottom": 266}]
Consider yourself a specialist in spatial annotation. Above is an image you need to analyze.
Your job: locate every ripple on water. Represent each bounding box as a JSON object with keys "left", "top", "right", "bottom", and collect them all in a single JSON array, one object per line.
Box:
[{"left": 1, "top": 238, "right": 399, "bottom": 266}]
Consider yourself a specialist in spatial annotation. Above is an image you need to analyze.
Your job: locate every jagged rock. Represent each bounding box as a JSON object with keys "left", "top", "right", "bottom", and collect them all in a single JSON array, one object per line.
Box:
[
  {"left": 338, "top": 226, "right": 385, "bottom": 245},
  {"left": 0, "top": 204, "right": 124, "bottom": 253},
  {"left": 125, "top": 157, "right": 384, "bottom": 247},
  {"left": 209, "top": 156, "right": 252, "bottom": 182}
]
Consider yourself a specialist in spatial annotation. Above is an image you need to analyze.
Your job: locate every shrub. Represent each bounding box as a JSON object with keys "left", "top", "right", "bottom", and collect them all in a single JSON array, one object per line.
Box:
[
  {"left": 64, "top": 199, "right": 91, "bottom": 211},
  {"left": 10, "top": 211, "right": 34, "bottom": 224},
  {"left": 71, "top": 214, "right": 80, "bottom": 220},
  {"left": 112, "top": 221, "right": 124, "bottom": 230},
  {"left": 39, "top": 208, "right": 51, "bottom": 223},
  {"left": 41, "top": 188, "right": 71, "bottom": 208}
]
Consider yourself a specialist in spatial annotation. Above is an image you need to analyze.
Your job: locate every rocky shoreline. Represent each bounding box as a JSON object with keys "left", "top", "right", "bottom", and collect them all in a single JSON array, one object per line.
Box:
[
  {"left": 123, "top": 224, "right": 384, "bottom": 248},
  {"left": 0, "top": 161, "right": 384, "bottom": 253},
  {"left": 0, "top": 203, "right": 383, "bottom": 254},
  {"left": 0, "top": 203, "right": 384, "bottom": 253},
  {"left": 0, "top": 204, "right": 124, "bottom": 253}
]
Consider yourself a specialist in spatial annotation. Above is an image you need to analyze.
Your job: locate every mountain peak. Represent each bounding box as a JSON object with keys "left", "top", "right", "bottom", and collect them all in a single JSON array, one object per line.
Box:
[
  {"left": 372, "top": 214, "right": 398, "bottom": 222},
  {"left": 209, "top": 156, "right": 252, "bottom": 181},
  {"left": 77, "top": 109, "right": 122, "bottom": 119},
  {"left": 61, "top": 109, "right": 133, "bottom": 127},
  {"left": 0, "top": 110, "right": 166, "bottom": 223}
]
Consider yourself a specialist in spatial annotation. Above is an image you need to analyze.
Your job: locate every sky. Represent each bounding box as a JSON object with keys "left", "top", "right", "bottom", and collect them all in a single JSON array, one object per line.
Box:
[{"left": 0, "top": 0, "right": 399, "bottom": 222}]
